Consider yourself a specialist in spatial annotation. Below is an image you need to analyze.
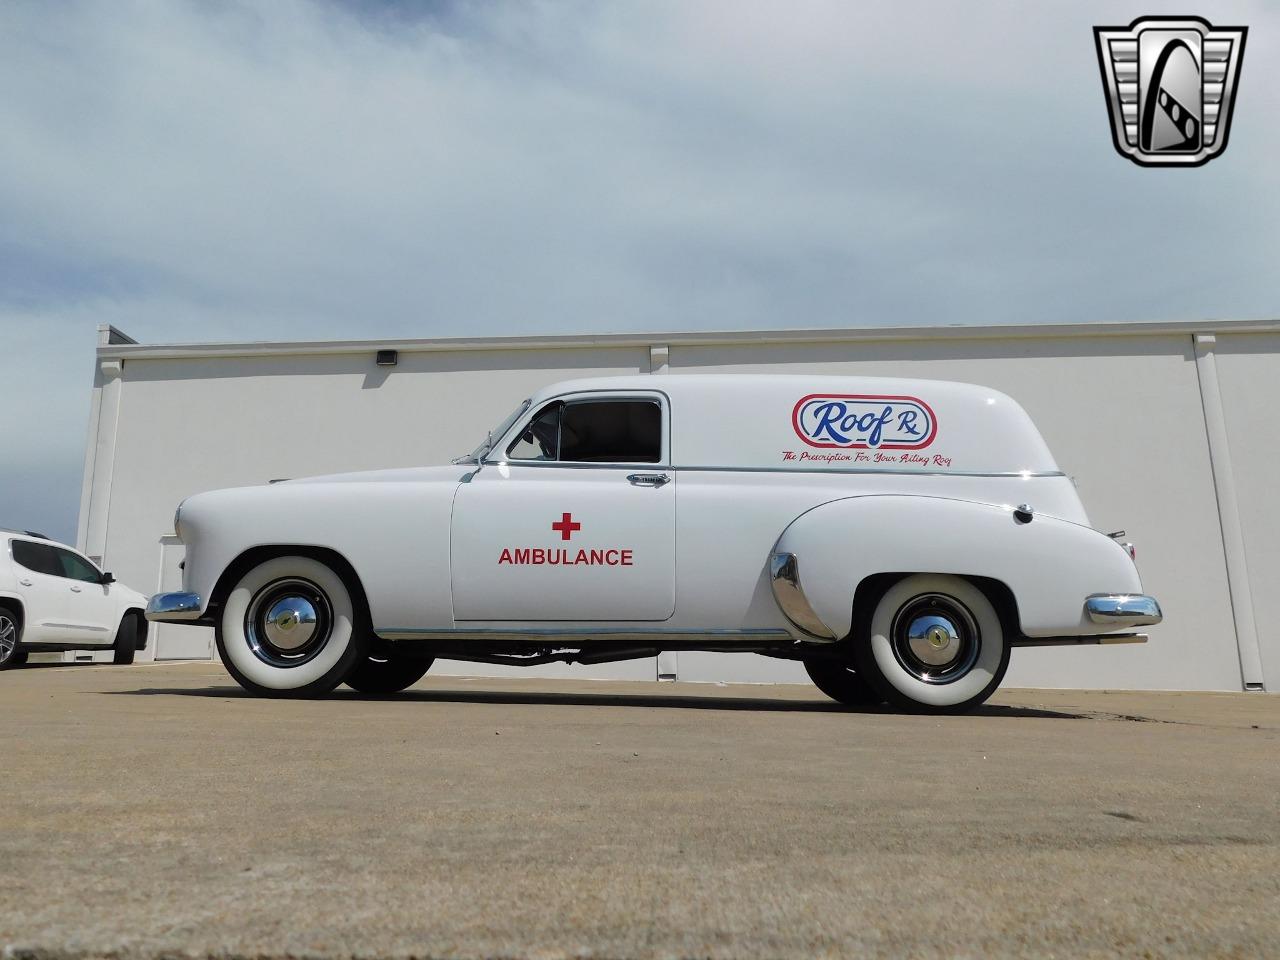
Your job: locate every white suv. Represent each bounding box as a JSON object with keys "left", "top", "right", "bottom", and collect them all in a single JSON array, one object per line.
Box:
[{"left": 0, "top": 530, "right": 149, "bottom": 669}]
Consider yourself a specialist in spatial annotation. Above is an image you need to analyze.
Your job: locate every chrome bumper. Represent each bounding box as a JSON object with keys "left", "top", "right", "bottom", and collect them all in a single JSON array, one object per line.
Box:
[
  {"left": 1085, "top": 594, "right": 1162, "bottom": 629},
  {"left": 146, "top": 592, "right": 205, "bottom": 623}
]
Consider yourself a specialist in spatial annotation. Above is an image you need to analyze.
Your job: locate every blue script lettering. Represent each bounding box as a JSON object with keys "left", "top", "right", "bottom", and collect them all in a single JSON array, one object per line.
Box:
[{"left": 809, "top": 402, "right": 894, "bottom": 447}]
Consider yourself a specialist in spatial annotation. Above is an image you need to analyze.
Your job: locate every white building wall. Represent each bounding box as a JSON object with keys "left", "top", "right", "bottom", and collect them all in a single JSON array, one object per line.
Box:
[
  {"left": 77, "top": 321, "right": 1280, "bottom": 692},
  {"left": 1213, "top": 332, "right": 1280, "bottom": 689}
]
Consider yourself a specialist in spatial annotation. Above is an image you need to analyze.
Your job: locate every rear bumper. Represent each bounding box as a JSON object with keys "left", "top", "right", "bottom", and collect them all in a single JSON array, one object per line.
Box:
[
  {"left": 145, "top": 592, "right": 205, "bottom": 623},
  {"left": 1085, "top": 594, "right": 1162, "bottom": 629}
]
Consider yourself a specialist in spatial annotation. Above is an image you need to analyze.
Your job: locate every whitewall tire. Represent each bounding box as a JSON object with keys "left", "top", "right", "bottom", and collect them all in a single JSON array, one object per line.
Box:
[
  {"left": 854, "top": 574, "right": 1009, "bottom": 713},
  {"left": 215, "top": 556, "right": 365, "bottom": 697}
]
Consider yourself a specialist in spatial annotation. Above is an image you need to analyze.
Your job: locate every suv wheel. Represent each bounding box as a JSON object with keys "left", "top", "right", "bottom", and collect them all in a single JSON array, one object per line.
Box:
[
  {"left": 113, "top": 613, "right": 139, "bottom": 665},
  {"left": 0, "top": 608, "right": 25, "bottom": 669}
]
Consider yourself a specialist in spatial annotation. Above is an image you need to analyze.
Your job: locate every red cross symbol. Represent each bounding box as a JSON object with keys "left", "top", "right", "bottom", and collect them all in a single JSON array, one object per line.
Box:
[{"left": 551, "top": 512, "right": 582, "bottom": 541}]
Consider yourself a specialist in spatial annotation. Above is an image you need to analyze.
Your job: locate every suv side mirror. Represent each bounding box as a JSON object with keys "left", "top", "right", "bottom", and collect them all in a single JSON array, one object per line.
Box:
[{"left": 101, "top": 571, "right": 116, "bottom": 585}]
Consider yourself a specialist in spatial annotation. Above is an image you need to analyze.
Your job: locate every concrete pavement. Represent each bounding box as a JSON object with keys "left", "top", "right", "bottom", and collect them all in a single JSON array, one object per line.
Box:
[{"left": 2, "top": 661, "right": 1278, "bottom": 959}]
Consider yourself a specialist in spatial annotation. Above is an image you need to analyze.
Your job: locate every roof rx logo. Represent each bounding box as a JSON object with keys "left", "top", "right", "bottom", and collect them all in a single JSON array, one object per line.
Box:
[
  {"left": 1094, "top": 16, "right": 1247, "bottom": 167},
  {"left": 792, "top": 395, "right": 937, "bottom": 450}
]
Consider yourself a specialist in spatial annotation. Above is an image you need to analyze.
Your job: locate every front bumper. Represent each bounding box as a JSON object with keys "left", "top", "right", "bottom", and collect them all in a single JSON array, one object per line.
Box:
[
  {"left": 145, "top": 592, "right": 205, "bottom": 623},
  {"left": 1085, "top": 594, "right": 1163, "bottom": 629}
]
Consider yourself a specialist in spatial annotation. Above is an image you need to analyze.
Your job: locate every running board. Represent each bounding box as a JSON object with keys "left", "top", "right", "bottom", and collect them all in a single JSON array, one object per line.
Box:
[
  {"left": 380, "top": 627, "right": 796, "bottom": 644},
  {"left": 374, "top": 628, "right": 815, "bottom": 668}
]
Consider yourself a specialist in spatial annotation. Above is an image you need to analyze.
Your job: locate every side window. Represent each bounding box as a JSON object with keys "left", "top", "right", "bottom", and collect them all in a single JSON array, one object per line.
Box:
[
  {"left": 53, "top": 548, "right": 102, "bottom": 584},
  {"left": 11, "top": 540, "right": 61, "bottom": 577},
  {"left": 507, "top": 402, "right": 562, "bottom": 461},
  {"left": 561, "top": 401, "right": 662, "bottom": 463}
]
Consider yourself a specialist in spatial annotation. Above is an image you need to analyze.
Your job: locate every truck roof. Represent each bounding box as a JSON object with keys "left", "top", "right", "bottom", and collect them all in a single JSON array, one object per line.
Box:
[
  {"left": 526, "top": 373, "right": 1059, "bottom": 475},
  {"left": 532, "top": 372, "right": 987, "bottom": 400}
]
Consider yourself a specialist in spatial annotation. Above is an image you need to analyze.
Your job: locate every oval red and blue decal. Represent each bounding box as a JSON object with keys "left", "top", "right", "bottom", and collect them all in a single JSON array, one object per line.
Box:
[{"left": 792, "top": 394, "right": 937, "bottom": 450}]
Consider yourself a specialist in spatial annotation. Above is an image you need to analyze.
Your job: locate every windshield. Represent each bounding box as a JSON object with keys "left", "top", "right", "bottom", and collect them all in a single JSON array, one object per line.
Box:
[{"left": 455, "top": 399, "right": 531, "bottom": 463}]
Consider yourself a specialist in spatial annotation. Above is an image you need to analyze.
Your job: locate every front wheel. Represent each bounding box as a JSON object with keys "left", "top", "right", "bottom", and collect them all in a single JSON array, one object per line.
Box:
[
  {"left": 853, "top": 574, "right": 1010, "bottom": 713},
  {"left": 345, "top": 654, "right": 433, "bottom": 694},
  {"left": 216, "top": 556, "right": 367, "bottom": 698}
]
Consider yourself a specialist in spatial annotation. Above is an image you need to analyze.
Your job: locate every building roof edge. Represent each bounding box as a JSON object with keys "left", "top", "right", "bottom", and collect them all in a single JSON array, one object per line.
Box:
[{"left": 96, "top": 317, "right": 1280, "bottom": 361}]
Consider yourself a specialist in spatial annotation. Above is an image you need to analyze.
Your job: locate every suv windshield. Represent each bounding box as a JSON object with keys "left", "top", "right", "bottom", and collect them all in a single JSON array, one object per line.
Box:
[{"left": 455, "top": 399, "right": 531, "bottom": 463}]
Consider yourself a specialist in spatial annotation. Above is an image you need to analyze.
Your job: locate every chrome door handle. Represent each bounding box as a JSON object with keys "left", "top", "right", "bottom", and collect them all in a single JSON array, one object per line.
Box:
[
  {"left": 70, "top": 586, "right": 82, "bottom": 593},
  {"left": 627, "top": 473, "right": 670, "bottom": 488}
]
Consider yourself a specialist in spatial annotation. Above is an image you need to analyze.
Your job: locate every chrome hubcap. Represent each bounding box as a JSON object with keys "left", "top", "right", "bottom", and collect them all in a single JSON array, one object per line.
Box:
[
  {"left": 245, "top": 579, "right": 332, "bottom": 668},
  {"left": 907, "top": 615, "right": 962, "bottom": 666},
  {"left": 890, "top": 594, "right": 980, "bottom": 685},
  {"left": 263, "top": 597, "right": 318, "bottom": 651},
  {"left": 0, "top": 616, "right": 16, "bottom": 661}
]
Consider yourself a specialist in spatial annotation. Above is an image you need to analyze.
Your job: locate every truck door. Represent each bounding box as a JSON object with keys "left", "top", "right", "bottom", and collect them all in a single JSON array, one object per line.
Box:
[{"left": 450, "top": 393, "right": 676, "bottom": 622}]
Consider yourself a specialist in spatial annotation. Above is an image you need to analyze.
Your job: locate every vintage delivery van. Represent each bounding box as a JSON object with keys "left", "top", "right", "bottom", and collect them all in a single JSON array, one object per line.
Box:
[{"left": 147, "top": 374, "right": 1161, "bottom": 712}]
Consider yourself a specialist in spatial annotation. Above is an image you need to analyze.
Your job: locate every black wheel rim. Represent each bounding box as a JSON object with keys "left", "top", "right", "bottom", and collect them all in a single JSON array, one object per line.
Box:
[
  {"left": 0, "top": 615, "right": 16, "bottom": 663},
  {"left": 889, "top": 593, "right": 981, "bottom": 685}
]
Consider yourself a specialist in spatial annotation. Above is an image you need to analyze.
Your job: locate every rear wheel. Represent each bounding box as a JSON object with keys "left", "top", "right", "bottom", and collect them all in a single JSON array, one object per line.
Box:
[
  {"left": 0, "top": 608, "right": 24, "bottom": 669},
  {"left": 803, "top": 658, "right": 882, "bottom": 707},
  {"left": 113, "top": 613, "right": 139, "bottom": 665},
  {"left": 215, "top": 556, "right": 367, "bottom": 698},
  {"left": 853, "top": 574, "right": 1010, "bottom": 713},
  {"left": 345, "top": 654, "right": 433, "bottom": 694}
]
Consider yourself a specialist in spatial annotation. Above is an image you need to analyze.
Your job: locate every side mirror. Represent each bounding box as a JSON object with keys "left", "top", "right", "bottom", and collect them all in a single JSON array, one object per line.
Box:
[{"left": 101, "top": 572, "right": 116, "bottom": 585}]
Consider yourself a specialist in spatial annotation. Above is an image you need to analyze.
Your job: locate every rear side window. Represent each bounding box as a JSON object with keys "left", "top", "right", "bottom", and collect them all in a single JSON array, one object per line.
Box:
[
  {"left": 11, "top": 540, "right": 60, "bottom": 577},
  {"left": 54, "top": 548, "right": 102, "bottom": 584},
  {"left": 507, "top": 399, "right": 662, "bottom": 464}
]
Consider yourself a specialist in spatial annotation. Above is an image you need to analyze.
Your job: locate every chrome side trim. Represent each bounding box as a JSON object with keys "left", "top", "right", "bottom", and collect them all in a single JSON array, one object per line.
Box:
[
  {"left": 1084, "top": 594, "right": 1163, "bottom": 628},
  {"left": 678, "top": 465, "right": 1066, "bottom": 479},
  {"left": 145, "top": 592, "right": 205, "bottom": 623},
  {"left": 380, "top": 627, "right": 795, "bottom": 643},
  {"left": 480, "top": 460, "right": 1064, "bottom": 479},
  {"left": 768, "top": 553, "right": 837, "bottom": 640},
  {"left": 1012, "top": 633, "right": 1148, "bottom": 647}
]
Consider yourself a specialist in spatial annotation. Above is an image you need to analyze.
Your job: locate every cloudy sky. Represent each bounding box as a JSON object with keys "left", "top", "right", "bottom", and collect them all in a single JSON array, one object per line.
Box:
[{"left": 1, "top": 0, "right": 1277, "bottom": 543}]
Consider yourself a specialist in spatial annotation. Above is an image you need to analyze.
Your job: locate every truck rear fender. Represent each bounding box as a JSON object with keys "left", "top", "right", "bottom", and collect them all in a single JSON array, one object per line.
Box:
[{"left": 772, "top": 495, "right": 1143, "bottom": 640}]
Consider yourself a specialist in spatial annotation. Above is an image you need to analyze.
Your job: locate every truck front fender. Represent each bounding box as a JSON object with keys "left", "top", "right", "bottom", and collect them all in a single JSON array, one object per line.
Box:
[{"left": 772, "top": 495, "right": 1143, "bottom": 640}]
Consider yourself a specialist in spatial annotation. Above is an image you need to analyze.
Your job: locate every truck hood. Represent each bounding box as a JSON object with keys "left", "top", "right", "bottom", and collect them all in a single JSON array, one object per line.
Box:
[{"left": 177, "top": 465, "right": 472, "bottom": 527}]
